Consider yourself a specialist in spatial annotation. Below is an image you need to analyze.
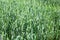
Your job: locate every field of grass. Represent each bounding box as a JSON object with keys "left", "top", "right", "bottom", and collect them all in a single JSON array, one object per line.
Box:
[{"left": 0, "top": 0, "right": 60, "bottom": 40}]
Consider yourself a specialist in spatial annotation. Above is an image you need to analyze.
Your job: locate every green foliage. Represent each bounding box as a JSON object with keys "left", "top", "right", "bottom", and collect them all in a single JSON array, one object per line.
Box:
[{"left": 0, "top": 0, "right": 60, "bottom": 40}]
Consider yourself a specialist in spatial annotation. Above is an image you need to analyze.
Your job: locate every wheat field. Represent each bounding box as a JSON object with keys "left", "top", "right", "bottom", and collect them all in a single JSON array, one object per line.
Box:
[{"left": 0, "top": 0, "right": 60, "bottom": 40}]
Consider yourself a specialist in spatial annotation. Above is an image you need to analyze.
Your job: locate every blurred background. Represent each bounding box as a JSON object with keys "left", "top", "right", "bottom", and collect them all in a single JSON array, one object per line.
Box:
[{"left": 0, "top": 0, "right": 60, "bottom": 40}]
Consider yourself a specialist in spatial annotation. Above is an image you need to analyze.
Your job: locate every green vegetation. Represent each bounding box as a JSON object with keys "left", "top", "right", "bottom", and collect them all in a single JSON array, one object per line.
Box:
[{"left": 0, "top": 0, "right": 60, "bottom": 40}]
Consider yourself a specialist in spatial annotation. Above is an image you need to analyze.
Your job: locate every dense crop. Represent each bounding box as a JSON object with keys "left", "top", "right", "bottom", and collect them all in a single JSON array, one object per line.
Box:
[{"left": 0, "top": 0, "right": 60, "bottom": 40}]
